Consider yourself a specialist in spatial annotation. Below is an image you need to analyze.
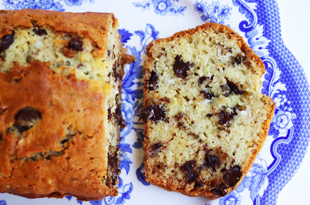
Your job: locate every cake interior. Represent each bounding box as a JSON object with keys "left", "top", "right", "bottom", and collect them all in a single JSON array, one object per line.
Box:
[{"left": 143, "top": 27, "right": 274, "bottom": 196}]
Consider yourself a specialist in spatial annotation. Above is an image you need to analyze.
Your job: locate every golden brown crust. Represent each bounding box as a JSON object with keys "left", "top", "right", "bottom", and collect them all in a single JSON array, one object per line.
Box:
[
  {"left": 143, "top": 23, "right": 275, "bottom": 198},
  {"left": 0, "top": 61, "right": 112, "bottom": 200},
  {"left": 0, "top": 9, "right": 115, "bottom": 50},
  {"left": 146, "top": 23, "right": 265, "bottom": 76}
]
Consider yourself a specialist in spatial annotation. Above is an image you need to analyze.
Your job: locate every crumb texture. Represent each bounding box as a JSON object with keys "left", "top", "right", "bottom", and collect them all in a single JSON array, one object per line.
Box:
[
  {"left": 0, "top": 9, "right": 129, "bottom": 200},
  {"left": 142, "top": 23, "right": 275, "bottom": 198}
]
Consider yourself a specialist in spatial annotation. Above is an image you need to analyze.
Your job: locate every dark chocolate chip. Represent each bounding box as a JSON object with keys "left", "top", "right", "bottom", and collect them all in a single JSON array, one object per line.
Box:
[
  {"left": 67, "top": 37, "right": 84, "bottom": 51},
  {"left": 227, "top": 80, "right": 244, "bottom": 95},
  {"left": 14, "top": 107, "right": 41, "bottom": 132},
  {"left": 234, "top": 54, "right": 245, "bottom": 65},
  {"left": 151, "top": 142, "right": 162, "bottom": 156},
  {"left": 160, "top": 97, "right": 171, "bottom": 104},
  {"left": 108, "top": 108, "right": 112, "bottom": 121},
  {"left": 189, "top": 132, "right": 199, "bottom": 139},
  {"left": 33, "top": 28, "right": 47, "bottom": 36},
  {"left": 221, "top": 84, "right": 232, "bottom": 97},
  {"left": 206, "top": 114, "right": 213, "bottom": 118},
  {"left": 177, "top": 122, "right": 184, "bottom": 129},
  {"left": 77, "top": 63, "right": 83, "bottom": 69},
  {"left": 148, "top": 71, "right": 159, "bottom": 91},
  {"left": 180, "top": 160, "right": 198, "bottom": 183},
  {"left": 201, "top": 91, "right": 214, "bottom": 100},
  {"left": 113, "top": 62, "right": 122, "bottom": 82},
  {"left": 115, "top": 105, "right": 126, "bottom": 129},
  {"left": 211, "top": 183, "right": 228, "bottom": 196},
  {"left": 60, "top": 128, "right": 77, "bottom": 146},
  {"left": 198, "top": 77, "right": 207, "bottom": 85},
  {"left": 223, "top": 165, "right": 242, "bottom": 187},
  {"left": 205, "top": 154, "right": 220, "bottom": 171},
  {"left": 183, "top": 96, "right": 190, "bottom": 102},
  {"left": 194, "top": 181, "right": 204, "bottom": 189},
  {"left": 218, "top": 109, "right": 237, "bottom": 125},
  {"left": 141, "top": 105, "right": 166, "bottom": 122},
  {"left": 173, "top": 55, "right": 193, "bottom": 79},
  {"left": 175, "top": 112, "right": 183, "bottom": 120},
  {"left": 107, "top": 152, "right": 120, "bottom": 186},
  {"left": 0, "top": 31, "right": 15, "bottom": 53}
]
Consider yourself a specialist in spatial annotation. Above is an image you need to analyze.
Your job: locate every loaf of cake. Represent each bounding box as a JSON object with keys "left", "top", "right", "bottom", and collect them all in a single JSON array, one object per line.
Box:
[
  {"left": 0, "top": 9, "right": 133, "bottom": 200},
  {"left": 142, "top": 23, "right": 275, "bottom": 198}
]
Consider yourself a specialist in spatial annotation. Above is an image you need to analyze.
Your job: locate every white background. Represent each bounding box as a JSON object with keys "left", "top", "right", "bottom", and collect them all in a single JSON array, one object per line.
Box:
[{"left": 277, "top": 0, "right": 310, "bottom": 204}]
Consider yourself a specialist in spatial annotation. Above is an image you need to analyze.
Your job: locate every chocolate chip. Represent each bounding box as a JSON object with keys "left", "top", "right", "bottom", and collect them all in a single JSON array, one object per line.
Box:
[
  {"left": 160, "top": 97, "right": 170, "bottom": 104},
  {"left": 14, "top": 107, "right": 41, "bottom": 132},
  {"left": 234, "top": 54, "right": 245, "bottom": 65},
  {"left": 194, "top": 182, "right": 203, "bottom": 189},
  {"left": 108, "top": 108, "right": 112, "bottom": 121},
  {"left": 177, "top": 122, "right": 184, "bottom": 128},
  {"left": 198, "top": 77, "right": 207, "bottom": 85},
  {"left": 112, "top": 61, "right": 122, "bottom": 82},
  {"left": 77, "top": 63, "right": 83, "bottom": 69},
  {"left": 115, "top": 105, "right": 126, "bottom": 129},
  {"left": 151, "top": 142, "right": 162, "bottom": 156},
  {"left": 218, "top": 109, "right": 237, "bottom": 125},
  {"left": 107, "top": 152, "right": 120, "bottom": 186},
  {"left": 67, "top": 37, "right": 84, "bottom": 51},
  {"left": 205, "top": 154, "right": 220, "bottom": 171},
  {"left": 180, "top": 160, "right": 198, "bottom": 183},
  {"left": 206, "top": 114, "right": 213, "bottom": 118},
  {"left": 148, "top": 71, "right": 159, "bottom": 91},
  {"left": 183, "top": 96, "right": 190, "bottom": 102},
  {"left": 189, "top": 132, "right": 199, "bottom": 139},
  {"left": 223, "top": 165, "right": 242, "bottom": 187},
  {"left": 201, "top": 91, "right": 214, "bottom": 100},
  {"left": 227, "top": 80, "right": 244, "bottom": 95},
  {"left": 33, "top": 27, "right": 47, "bottom": 36},
  {"left": 141, "top": 105, "right": 166, "bottom": 122},
  {"left": 175, "top": 112, "right": 183, "bottom": 120},
  {"left": 0, "top": 31, "right": 15, "bottom": 53},
  {"left": 221, "top": 84, "right": 232, "bottom": 97},
  {"left": 211, "top": 183, "right": 228, "bottom": 196},
  {"left": 173, "top": 55, "right": 193, "bottom": 79}
]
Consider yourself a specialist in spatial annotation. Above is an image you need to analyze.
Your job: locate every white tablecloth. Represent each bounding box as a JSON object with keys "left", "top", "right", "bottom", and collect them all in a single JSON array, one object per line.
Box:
[{"left": 277, "top": 0, "right": 310, "bottom": 204}]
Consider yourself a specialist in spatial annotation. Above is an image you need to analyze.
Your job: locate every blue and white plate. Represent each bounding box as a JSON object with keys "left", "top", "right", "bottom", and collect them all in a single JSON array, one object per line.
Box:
[{"left": 1, "top": 0, "right": 309, "bottom": 205}]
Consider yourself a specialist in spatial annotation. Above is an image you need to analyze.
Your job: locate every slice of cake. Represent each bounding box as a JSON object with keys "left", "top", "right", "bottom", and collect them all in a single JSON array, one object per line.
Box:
[
  {"left": 0, "top": 9, "right": 133, "bottom": 200},
  {"left": 142, "top": 23, "right": 275, "bottom": 198}
]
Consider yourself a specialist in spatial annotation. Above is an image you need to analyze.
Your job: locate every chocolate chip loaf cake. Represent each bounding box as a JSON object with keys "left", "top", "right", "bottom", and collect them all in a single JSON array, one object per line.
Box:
[
  {"left": 142, "top": 23, "right": 275, "bottom": 198},
  {"left": 0, "top": 9, "right": 133, "bottom": 200}
]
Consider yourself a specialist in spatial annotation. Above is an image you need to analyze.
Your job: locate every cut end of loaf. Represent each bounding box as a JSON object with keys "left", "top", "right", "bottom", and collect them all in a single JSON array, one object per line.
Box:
[{"left": 142, "top": 23, "right": 275, "bottom": 198}]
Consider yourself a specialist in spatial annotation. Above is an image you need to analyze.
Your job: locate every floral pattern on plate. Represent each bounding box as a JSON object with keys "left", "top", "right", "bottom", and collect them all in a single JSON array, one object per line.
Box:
[{"left": 0, "top": 0, "right": 309, "bottom": 205}]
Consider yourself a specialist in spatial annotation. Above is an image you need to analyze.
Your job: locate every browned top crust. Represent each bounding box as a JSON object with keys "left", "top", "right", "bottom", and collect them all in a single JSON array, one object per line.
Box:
[
  {"left": 0, "top": 9, "right": 116, "bottom": 49},
  {"left": 0, "top": 61, "right": 110, "bottom": 200},
  {"left": 146, "top": 22, "right": 265, "bottom": 76}
]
